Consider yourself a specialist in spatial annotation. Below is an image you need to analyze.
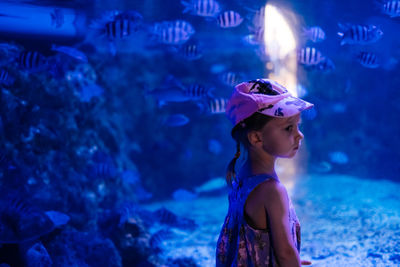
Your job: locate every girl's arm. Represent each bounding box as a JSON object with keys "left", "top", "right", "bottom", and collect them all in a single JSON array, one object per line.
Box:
[{"left": 262, "top": 180, "right": 301, "bottom": 267}]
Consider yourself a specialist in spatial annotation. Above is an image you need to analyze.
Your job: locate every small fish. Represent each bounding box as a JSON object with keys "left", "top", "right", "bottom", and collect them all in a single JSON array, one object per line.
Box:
[
  {"left": 219, "top": 71, "right": 242, "bottom": 87},
  {"left": 181, "top": 0, "right": 222, "bottom": 17},
  {"left": 337, "top": 23, "right": 383, "bottom": 45},
  {"left": 310, "top": 161, "right": 332, "bottom": 173},
  {"left": 50, "top": 8, "right": 64, "bottom": 28},
  {"left": 183, "top": 84, "right": 214, "bottom": 99},
  {"left": 149, "top": 229, "right": 173, "bottom": 253},
  {"left": 194, "top": 177, "right": 226, "bottom": 193},
  {"left": 172, "top": 188, "right": 198, "bottom": 201},
  {"left": 163, "top": 114, "right": 190, "bottom": 127},
  {"left": 151, "top": 20, "right": 195, "bottom": 45},
  {"left": 177, "top": 43, "right": 203, "bottom": 60},
  {"left": 87, "top": 162, "right": 117, "bottom": 179},
  {"left": 0, "top": 69, "right": 15, "bottom": 86},
  {"left": 51, "top": 44, "right": 88, "bottom": 63},
  {"left": 91, "top": 10, "right": 143, "bottom": 40},
  {"left": 18, "top": 51, "right": 48, "bottom": 72},
  {"left": 297, "top": 47, "right": 325, "bottom": 66},
  {"left": 356, "top": 51, "right": 380, "bottom": 68},
  {"left": 307, "top": 57, "right": 335, "bottom": 72},
  {"left": 328, "top": 151, "right": 349, "bottom": 164},
  {"left": 146, "top": 76, "right": 191, "bottom": 105},
  {"left": 153, "top": 207, "right": 196, "bottom": 229},
  {"left": 216, "top": 11, "right": 244, "bottom": 28},
  {"left": 302, "top": 26, "right": 326, "bottom": 42},
  {"left": 208, "top": 139, "right": 222, "bottom": 155},
  {"left": 378, "top": 0, "right": 400, "bottom": 17},
  {"left": 245, "top": 6, "right": 265, "bottom": 31},
  {"left": 242, "top": 28, "right": 264, "bottom": 45},
  {"left": 206, "top": 97, "right": 228, "bottom": 114},
  {"left": 44, "top": 210, "right": 70, "bottom": 227},
  {"left": 0, "top": 193, "right": 55, "bottom": 244}
]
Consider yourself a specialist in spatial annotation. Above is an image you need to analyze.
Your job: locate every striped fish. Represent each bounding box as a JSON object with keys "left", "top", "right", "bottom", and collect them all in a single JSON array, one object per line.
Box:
[
  {"left": 181, "top": 0, "right": 221, "bottom": 17},
  {"left": 380, "top": 0, "right": 400, "bottom": 17},
  {"left": 178, "top": 43, "right": 202, "bottom": 60},
  {"left": 18, "top": 51, "right": 48, "bottom": 71},
  {"left": 0, "top": 69, "right": 15, "bottom": 86},
  {"left": 303, "top": 26, "right": 326, "bottom": 43},
  {"left": 207, "top": 97, "right": 228, "bottom": 114},
  {"left": 217, "top": 11, "right": 244, "bottom": 28},
  {"left": 357, "top": 52, "right": 380, "bottom": 68},
  {"left": 152, "top": 20, "right": 195, "bottom": 45},
  {"left": 246, "top": 6, "right": 265, "bottom": 32},
  {"left": 219, "top": 71, "right": 242, "bottom": 87},
  {"left": 337, "top": 23, "right": 383, "bottom": 45},
  {"left": 90, "top": 10, "right": 143, "bottom": 40},
  {"left": 183, "top": 84, "right": 214, "bottom": 99},
  {"left": 105, "top": 18, "right": 140, "bottom": 40},
  {"left": 297, "top": 47, "right": 325, "bottom": 66}
]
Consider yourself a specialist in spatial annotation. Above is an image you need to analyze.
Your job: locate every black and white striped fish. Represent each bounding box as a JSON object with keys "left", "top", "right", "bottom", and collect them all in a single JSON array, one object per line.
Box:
[
  {"left": 207, "top": 97, "right": 228, "bottom": 114},
  {"left": 0, "top": 69, "right": 15, "bottom": 86},
  {"left": 219, "top": 71, "right": 242, "bottom": 87},
  {"left": 181, "top": 0, "right": 221, "bottom": 17},
  {"left": 18, "top": 51, "right": 48, "bottom": 71},
  {"left": 178, "top": 43, "right": 202, "bottom": 60},
  {"left": 216, "top": 11, "right": 244, "bottom": 28},
  {"left": 302, "top": 26, "right": 326, "bottom": 43},
  {"left": 337, "top": 23, "right": 383, "bottom": 45},
  {"left": 90, "top": 10, "right": 143, "bottom": 40},
  {"left": 183, "top": 84, "right": 214, "bottom": 99},
  {"left": 297, "top": 47, "right": 325, "bottom": 66},
  {"left": 151, "top": 20, "right": 195, "bottom": 45},
  {"left": 378, "top": 0, "right": 400, "bottom": 17},
  {"left": 356, "top": 52, "right": 380, "bottom": 68}
]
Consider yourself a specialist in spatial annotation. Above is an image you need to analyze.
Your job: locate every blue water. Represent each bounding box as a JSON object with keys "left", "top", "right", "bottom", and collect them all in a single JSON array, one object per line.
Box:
[{"left": 0, "top": 0, "right": 399, "bottom": 266}]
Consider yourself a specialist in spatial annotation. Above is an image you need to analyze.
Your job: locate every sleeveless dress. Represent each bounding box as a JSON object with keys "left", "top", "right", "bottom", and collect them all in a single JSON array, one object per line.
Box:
[{"left": 216, "top": 174, "right": 301, "bottom": 266}]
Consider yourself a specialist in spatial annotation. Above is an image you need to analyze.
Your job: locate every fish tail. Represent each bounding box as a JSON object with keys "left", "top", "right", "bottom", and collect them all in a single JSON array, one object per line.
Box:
[{"left": 181, "top": 0, "right": 192, "bottom": 14}]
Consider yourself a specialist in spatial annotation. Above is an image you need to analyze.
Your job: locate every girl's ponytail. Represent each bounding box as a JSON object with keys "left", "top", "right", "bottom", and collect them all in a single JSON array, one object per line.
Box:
[{"left": 225, "top": 140, "right": 241, "bottom": 188}]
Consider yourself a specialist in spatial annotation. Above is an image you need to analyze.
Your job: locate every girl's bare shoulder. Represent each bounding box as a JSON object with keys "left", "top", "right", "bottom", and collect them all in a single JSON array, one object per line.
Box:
[{"left": 258, "top": 179, "right": 289, "bottom": 203}]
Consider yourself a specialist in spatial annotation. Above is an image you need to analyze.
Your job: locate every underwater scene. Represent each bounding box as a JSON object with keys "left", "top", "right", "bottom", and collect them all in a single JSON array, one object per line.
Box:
[{"left": 0, "top": 0, "right": 399, "bottom": 266}]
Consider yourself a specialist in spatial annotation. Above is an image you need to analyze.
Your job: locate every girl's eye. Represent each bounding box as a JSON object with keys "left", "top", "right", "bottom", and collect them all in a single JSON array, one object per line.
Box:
[{"left": 286, "top": 125, "right": 293, "bottom": 131}]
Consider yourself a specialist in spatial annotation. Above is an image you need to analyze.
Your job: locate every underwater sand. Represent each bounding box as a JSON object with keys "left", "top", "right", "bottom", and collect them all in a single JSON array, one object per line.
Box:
[{"left": 143, "top": 174, "right": 400, "bottom": 266}]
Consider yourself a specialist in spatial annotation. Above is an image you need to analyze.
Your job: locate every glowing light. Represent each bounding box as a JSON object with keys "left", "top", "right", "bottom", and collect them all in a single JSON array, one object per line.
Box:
[{"left": 263, "top": 4, "right": 298, "bottom": 96}]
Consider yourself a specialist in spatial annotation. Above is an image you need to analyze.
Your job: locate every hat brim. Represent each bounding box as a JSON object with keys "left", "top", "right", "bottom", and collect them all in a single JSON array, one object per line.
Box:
[{"left": 257, "top": 95, "right": 314, "bottom": 118}]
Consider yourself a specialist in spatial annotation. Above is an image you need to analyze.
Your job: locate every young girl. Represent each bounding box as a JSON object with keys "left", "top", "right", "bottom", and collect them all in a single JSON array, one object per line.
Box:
[{"left": 216, "top": 79, "right": 313, "bottom": 266}]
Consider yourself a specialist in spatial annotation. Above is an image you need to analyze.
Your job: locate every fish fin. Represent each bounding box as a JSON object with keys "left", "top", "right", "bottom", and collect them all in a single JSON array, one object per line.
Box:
[
  {"left": 207, "top": 88, "right": 215, "bottom": 98},
  {"left": 108, "top": 42, "right": 117, "bottom": 56},
  {"left": 163, "top": 75, "right": 185, "bottom": 90},
  {"left": 195, "top": 100, "right": 206, "bottom": 113},
  {"left": 337, "top": 22, "right": 350, "bottom": 30},
  {"left": 301, "top": 26, "right": 309, "bottom": 36}
]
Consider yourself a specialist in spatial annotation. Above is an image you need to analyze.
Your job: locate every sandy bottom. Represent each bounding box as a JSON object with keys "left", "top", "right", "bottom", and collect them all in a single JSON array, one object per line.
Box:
[{"left": 143, "top": 174, "right": 400, "bottom": 266}]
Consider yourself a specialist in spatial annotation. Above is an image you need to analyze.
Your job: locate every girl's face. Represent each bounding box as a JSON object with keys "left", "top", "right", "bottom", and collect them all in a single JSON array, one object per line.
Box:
[{"left": 259, "top": 113, "right": 304, "bottom": 158}]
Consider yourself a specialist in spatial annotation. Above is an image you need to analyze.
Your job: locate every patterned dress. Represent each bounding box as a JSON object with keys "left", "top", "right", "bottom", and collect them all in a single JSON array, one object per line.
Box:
[{"left": 216, "top": 174, "right": 301, "bottom": 266}]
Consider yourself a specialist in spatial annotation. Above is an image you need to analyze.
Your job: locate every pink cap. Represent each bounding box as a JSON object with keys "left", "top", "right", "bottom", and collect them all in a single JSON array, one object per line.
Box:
[{"left": 225, "top": 79, "right": 314, "bottom": 126}]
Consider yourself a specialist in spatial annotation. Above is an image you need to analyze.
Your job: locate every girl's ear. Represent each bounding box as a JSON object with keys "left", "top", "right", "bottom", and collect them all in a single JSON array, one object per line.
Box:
[{"left": 247, "top": 130, "right": 263, "bottom": 147}]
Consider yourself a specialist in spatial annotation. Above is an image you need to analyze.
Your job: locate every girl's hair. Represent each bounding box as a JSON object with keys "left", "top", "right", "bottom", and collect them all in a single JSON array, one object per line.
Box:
[{"left": 226, "top": 112, "right": 275, "bottom": 187}]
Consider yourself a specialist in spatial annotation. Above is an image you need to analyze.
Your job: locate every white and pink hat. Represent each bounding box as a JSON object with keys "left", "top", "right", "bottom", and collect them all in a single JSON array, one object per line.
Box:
[{"left": 225, "top": 79, "right": 314, "bottom": 126}]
